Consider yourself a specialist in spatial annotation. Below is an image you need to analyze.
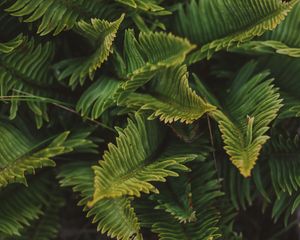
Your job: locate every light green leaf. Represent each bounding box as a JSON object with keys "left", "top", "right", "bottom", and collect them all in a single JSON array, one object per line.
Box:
[
  {"left": 88, "top": 114, "right": 193, "bottom": 205},
  {"left": 122, "top": 65, "right": 216, "bottom": 123}
]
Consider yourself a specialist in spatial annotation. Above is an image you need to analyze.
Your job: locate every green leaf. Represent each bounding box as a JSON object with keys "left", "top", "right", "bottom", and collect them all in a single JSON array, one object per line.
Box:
[
  {"left": 151, "top": 161, "right": 224, "bottom": 240},
  {"left": 258, "top": 56, "right": 300, "bottom": 120},
  {"left": 88, "top": 114, "right": 193, "bottom": 206},
  {"left": 0, "top": 36, "right": 55, "bottom": 127},
  {"left": 0, "top": 176, "right": 52, "bottom": 236},
  {"left": 176, "top": 0, "right": 298, "bottom": 64},
  {"left": 211, "top": 62, "right": 282, "bottom": 177},
  {"left": 55, "top": 14, "right": 124, "bottom": 89},
  {"left": 151, "top": 175, "right": 196, "bottom": 224},
  {"left": 0, "top": 34, "right": 23, "bottom": 53},
  {"left": 232, "top": 2, "right": 300, "bottom": 57},
  {"left": 118, "top": 30, "right": 196, "bottom": 98},
  {"left": 5, "top": 0, "right": 115, "bottom": 35},
  {"left": 116, "top": 0, "right": 170, "bottom": 15},
  {"left": 11, "top": 193, "right": 65, "bottom": 240},
  {"left": 0, "top": 121, "right": 95, "bottom": 188},
  {"left": 122, "top": 65, "right": 216, "bottom": 123},
  {"left": 266, "top": 135, "right": 300, "bottom": 196},
  {"left": 58, "top": 162, "right": 143, "bottom": 240},
  {"left": 76, "top": 76, "right": 121, "bottom": 119}
]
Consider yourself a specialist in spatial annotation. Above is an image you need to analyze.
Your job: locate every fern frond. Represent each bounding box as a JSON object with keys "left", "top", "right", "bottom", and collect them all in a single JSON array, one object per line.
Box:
[
  {"left": 0, "top": 121, "right": 95, "bottom": 188},
  {"left": 10, "top": 193, "right": 65, "bottom": 240},
  {"left": 55, "top": 15, "right": 124, "bottom": 89},
  {"left": 0, "top": 36, "right": 56, "bottom": 127},
  {"left": 0, "top": 176, "right": 51, "bottom": 236},
  {"left": 151, "top": 160, "right": 224, "bottom": 240},
  {"left": 5, "top": 0, "right": 118, "bottom": 36},
  {"left": 116, "top": 0, "right": 170, "bottom": 15},
  {"left": 76, "top": 76, "right": 121, "bottom": 119},
  {"left": 88, "top": 114, "right": 193, "bottom": 206},
  {"left": 266, "top": 134, "right": 300, "bottom": 196},
  {"left": 122, "top": 65, "right": 215, "bottom": 123},
  {"left": 176, "top": 0, "right": 298, "bottom": 64},
  {"left": 211, "top": 62, "right": 282, "bottom": 177},
  {"left": 151, "top": 174, "right": 196, "bottom": 224},
  {"left": 271, "top": 191, "right": 300, "bottom": 224},
  {"left": 0, "top": 34, "right": 23, "bottom": 53},
  {"left": 118, "top": 29, "right": 196, "bottom": 98},
  {"left": 58, "top": 162, "right": 143, "bottom": 240},
  {"left": 259, "top": 56, "right": 300, "bottom": 120},
  {"left": 233, "top": 2, "right": 300, "bottom": 57}
]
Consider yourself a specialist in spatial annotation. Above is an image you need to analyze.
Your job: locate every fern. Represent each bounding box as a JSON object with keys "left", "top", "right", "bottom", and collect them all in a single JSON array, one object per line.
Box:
[
  {"left": 54, "top": 14, "right": 124, "bottom": 88},
  {"left": 266, "top": 134, "right": 300, "bottom": 196},
  {"left": 234, "top": 2, "right": 300, "bottom": 57},
  {"left": 210, "top": 62, "right": 282, "bottom": 177},
  {"left": 0, "top": 120, "right": 95, "bottom": 188},
  {"left": 58, "top": 162, "right": 142, "bottom": 240},
  {"left": 151, "top": 161, "right": 225, "bottom": 240},
  {"left": 2, "top": 0, "right": 300, "bottom": 239},
  {"left": 258, "top": 56, "right": 300, "bottom": 119},
  {"left": 0, "top": 35, "right": 23, "bottom": 53},
  {"left": 0, "top": 36, "right": 55, "bottom": 127},
  {"left": 76, "top": 76, "right": 121, "bottom": 119},
  {"left": 176, "top": 0, "right": 298, "bottom": 64},
  {"left": 122, "top": 65, "right": 215, "bottom": 123},
  {"left": 89, "top": 114, "right": 193, "bottom": 206},
  {"left": 5, "top": 0, "right": 118, "bottom": 35},
  {"left": 0, "top": 175, "right": 54, "bottom": 236},
  {"left": 117, "top": 29, "right": 196, "bottom": 98}
]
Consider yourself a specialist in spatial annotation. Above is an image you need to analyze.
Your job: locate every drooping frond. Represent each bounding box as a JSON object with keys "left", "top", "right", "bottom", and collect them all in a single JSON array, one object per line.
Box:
[
  {"left": 0, "top": 176, "right": 52, "bottom": 236},
  {"left": 0, "top": 36, "right": 55, "bottom": 127},
  {"left": 55, "top": 15, "right": 124, "bottom": 89},
  {"left": 271, "top": 191, "right": 300, "bottom": 224},
  {"left": 5, "top": 0, "right": 118, "bottom": 36},
  {"left": 122, "top": 65, "right": 215, "bottom": 123},
  {"left": 233, "top": 2, "right": 300, "bottom": 57},
  {"left": 4, "top": 0, "right": 168, "bottom": 36},
  {"left": 10, "top": 193, "right": 65, "bottom": 240},
  {"left": 211, "top": 62, "right": 282, "bottom": 177},
  {"left": 176, "top": 0, "right": 298, "bottom": 64},
  {"left": 88, "top": 114, "right": 193, "bottom": 206},
  {"left": 0, "top": 120, "right": 95, "bottom": 188},
  {"left": 117, "top": 29, "right": 196, "bottom": 98},
  {"left": 76, "top": 76, "right": 121, "bottom": 119},
  {"left": 220, "top": 156, "right": 269, "bottom": 210},
  {"left": 258, "top": 56, "right": 300, "bottom": 119},
  {"left": 151, "top": 160, "right": 224, "bottom": 240},
  {"left": 58, "top": 162, "right": 143, "bottom": 240},
  {"left": 265, "top": 134, "right": 300, "bottom": 196},
  {"left": 0, "top": 34, "right": 23, "bottom": 53},
  {"left": 116, "top": 0, "right": 170, "bottom": 15},
  {"left": 151, "top": 174, "right": 196, "bottom": 224}
]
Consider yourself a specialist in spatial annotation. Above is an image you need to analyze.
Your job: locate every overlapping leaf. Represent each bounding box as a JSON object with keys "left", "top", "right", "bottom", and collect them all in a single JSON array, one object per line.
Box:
[
  {"left": 55, "top": 15, "right": 124, "bottom": 88},
  {"left": 0, "top": 176, "right": 52, "bottom": 236},
  {"left": 234, "top": 2, "right": 300, "bottom": 57},
  {"left": 0, "top": 121, "right": 95, "bottom": 188},
  {"left": 5, "top": 0, "right": 117, "bottom": 35},
  {"left": 151, "top": 161, "right": 224, "bottom": 240},
  {"left": 0, "top": 36, "right": 55, "bottom": 127},
  {"left": 210, "top": 62, "right": 282, "bottom": 177},
  {"left": 175, "top": 0, "right": 298, "bottom": 64},
  {"left": 76, "top": 76, "right": 121, "bottom": 119},
  {"left": 58, "top": 162, "right": 143, "bottom": 240},
  {"left": 88, "top": 114, "right": 193, "bottom": 206},
  {"left": 118, "top": 30, "right": 196, "bottom": 98},
  {"left": 122, "top": 65, "right": 215, "bottom": 123}
]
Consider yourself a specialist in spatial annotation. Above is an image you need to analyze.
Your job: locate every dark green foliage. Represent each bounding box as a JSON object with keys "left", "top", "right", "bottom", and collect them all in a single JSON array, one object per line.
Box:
[{"left": 1, "top": 0, "right": 300, "bottom": 239}]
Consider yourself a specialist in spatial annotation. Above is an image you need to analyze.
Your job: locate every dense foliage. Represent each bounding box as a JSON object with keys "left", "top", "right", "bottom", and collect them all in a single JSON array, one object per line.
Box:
[{"left": 1, "top": 0, "right": 300, "bottom": 239}]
